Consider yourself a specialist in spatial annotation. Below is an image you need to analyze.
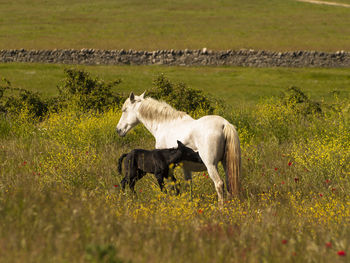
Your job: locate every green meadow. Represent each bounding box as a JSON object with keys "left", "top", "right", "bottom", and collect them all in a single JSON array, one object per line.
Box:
[{"left": 1, "top": 0, "right": 350, "bottom": 51}]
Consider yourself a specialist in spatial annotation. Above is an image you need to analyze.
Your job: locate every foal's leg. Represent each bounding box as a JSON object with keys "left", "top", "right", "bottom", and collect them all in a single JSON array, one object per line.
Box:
[
  {"left": 169, "top": 171, "right": 180, "bottom": 195},
  {"left": 128, "top": 165, "right": 139, "bottom": 194},
  {"left": 183, "top": 168, "right": 193, "bottom": 201},
  {"left": 129, "top": 170, "right": 145, "bottom": 194},
  {"left": 128, "top": 170, "right": 145, "bottom": 194},
  {"left": 120, "top": 158, "right": 130, "bottom": 191},
  {"left": 129, "top": 178, "right": 137, "bottom": 193},
  {"left": 121, "top": 176, "right": 128, "bottom": 190},
  {"left": 155, "top": 171, "right": 166, "bottom": 192},
  {"left": 137, "top": 169, "right": 146, "bottom": 180}
]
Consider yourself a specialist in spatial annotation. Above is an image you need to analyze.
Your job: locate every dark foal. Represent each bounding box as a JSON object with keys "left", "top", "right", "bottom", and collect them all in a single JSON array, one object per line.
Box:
[{"left": 118, "top": 141, "right": 203, "bottom": 193}]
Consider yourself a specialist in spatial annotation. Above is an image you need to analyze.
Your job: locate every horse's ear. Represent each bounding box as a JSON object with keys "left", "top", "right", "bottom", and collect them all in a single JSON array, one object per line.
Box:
[
  {"left": 129, "top": 92, "right": 135, "bottom": 103},
  {"left": 139, "top": 91, "right": 146, "bottom": 100}
]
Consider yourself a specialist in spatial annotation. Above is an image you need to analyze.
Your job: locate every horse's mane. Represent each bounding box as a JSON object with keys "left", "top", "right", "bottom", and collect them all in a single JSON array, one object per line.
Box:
[{"left": 138, "top": 97, "right": 188, "bottom": 122}]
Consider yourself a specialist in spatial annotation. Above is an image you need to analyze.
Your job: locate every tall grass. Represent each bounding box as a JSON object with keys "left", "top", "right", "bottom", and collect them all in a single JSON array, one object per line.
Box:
[{"left": 0, "top": 89, "right": 349, "bottom": 262}]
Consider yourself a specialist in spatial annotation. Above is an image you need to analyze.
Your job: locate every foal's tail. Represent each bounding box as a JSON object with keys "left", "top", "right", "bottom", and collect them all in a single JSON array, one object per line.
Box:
[
  {"left": 223, "top": 122, "right": 241, "bottom": 196},
  {"left": 118, "top": 153, "right": 128, "bottom": 174}
]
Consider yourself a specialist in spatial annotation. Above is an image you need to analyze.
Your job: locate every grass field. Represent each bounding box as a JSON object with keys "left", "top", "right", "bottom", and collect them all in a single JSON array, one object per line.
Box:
[
  {"left": 0, "top": 83, "right": 349, "bottom": 262},
  {"left": 1, "top": 62, "right": 350, "bottom": 262},
  {"left": 1, "top": 0, "right": 350, "bottom": 51},
  {"left": 1, "top": 0, "right": 350, "bottom": 262},
  {"left": 1, "top": 63, "right": 350, "bottom": 107}
]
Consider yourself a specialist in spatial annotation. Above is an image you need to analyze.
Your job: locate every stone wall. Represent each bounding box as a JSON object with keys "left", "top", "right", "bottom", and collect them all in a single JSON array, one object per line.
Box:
[{"left": 1, "top": 48, "right": 350, "bottom": 67}]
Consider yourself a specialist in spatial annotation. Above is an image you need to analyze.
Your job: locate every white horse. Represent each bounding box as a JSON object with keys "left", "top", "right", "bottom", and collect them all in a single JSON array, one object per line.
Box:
[{"left": 116, "top": 92, "right": 241, "bottom": 205}]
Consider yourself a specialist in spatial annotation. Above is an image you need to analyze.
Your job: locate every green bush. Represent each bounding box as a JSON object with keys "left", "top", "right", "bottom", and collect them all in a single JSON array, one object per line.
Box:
[
  {"left": 55, "top": 68, "right": 126, "bottom": 112},
  {"left": 282, "top": 86, "right": 323, "bottom": 115},
  {"left": 147, "top": 74, "right": 223, "bottom": 114},
  {"left": 0, "top": 78, "right": 48, "bottom": 119}
]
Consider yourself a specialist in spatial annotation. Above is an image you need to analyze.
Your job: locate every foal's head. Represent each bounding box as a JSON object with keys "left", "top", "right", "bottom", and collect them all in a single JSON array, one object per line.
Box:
[{"left": 171, "top": 141, "right": 203, "bottom": 164}]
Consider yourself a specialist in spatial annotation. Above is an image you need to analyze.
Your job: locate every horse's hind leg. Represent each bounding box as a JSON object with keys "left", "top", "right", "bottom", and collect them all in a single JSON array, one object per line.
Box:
[
  {"left": 221, "top": 160, "right": 232, "bottom": 199},
  {"left": 198, "top": 134, "right": 225, "bottom": 206},
  {"left": 206, "top": 164, "right": 225, "bottom": 207}
]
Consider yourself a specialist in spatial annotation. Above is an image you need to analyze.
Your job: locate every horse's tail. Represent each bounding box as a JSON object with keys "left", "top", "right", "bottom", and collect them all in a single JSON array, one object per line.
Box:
[
  {"left": 118, "top": 153, "right": 128, "bottom": 174},
  {"left": 223, "top": 122, "right": 241, "bottom": 196}
]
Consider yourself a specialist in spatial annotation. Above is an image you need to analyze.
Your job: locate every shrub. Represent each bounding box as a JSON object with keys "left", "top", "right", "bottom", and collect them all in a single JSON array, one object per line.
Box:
[
  {"left": 55, "top": 68, "right": 126, "bottom": 112},
  {"left": 282, "top": 86, "right": 323, "bottom": 115},
  {"left": 147, "top": 74, "right": 223, "bottom": 114},
  {"left": 0, "top": 78, "right": 48, "bottom": 119}
]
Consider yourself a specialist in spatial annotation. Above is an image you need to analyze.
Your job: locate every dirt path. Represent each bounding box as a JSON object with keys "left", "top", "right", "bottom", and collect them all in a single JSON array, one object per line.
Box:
[{"left": 297, "top": 0, "right": 350, "bottom": 8}]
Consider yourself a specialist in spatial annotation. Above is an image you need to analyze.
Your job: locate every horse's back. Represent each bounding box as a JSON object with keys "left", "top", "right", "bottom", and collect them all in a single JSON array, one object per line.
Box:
[
  {"left": 191, "top": 115, "right": 228, "bottom": 143},
  {"left": 196, "top": 115, "right": 229, "bottom": 127}
]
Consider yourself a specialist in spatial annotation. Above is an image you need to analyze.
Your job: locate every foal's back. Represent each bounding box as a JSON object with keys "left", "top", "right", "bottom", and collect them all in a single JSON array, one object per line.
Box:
[{"left": 131, "top": 148, "right": 173, "bottom": 173}]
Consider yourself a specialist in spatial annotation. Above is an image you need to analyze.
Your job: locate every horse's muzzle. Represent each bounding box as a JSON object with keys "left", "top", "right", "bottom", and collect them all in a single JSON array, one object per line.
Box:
[{"left": 116, "top": 128, "right": 126, "bottom": 137}]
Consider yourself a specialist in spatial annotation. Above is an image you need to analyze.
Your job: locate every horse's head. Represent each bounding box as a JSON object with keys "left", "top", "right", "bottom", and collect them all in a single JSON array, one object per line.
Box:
[{"left": 116, "top": 92, "right": 145, "bottom": 137}]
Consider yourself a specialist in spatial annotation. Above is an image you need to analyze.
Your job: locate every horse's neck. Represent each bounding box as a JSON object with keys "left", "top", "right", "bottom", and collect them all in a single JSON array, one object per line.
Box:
[
  {"left": 136, "top": 115, "right": 163, "bottom": 137},
  {"left": 137, "top": 113, "right": 189, "bottom": 139}
]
